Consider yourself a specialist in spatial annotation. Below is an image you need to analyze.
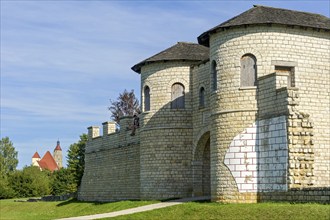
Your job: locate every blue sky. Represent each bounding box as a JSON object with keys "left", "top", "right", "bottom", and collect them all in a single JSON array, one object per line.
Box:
[{"left": 1, "top": 0, "right": 329, "bottom": 169}]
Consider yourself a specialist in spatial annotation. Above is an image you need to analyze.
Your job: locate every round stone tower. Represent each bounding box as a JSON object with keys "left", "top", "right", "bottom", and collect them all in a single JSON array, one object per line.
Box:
[
  {"left": 132, "top": 42, "right": 209, "bottom": 200},
  {"left": 198, "top": 5, "right": 330, "bottom": 202},
  {"left": 53, "top": 140, "right": 63, "bottom": 169}
]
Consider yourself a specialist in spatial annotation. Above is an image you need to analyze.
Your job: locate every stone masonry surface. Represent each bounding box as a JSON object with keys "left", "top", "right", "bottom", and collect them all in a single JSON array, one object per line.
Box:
[
  {"left": 79, "top": 6, "right": 330, "bottom": 203},
  {"left": 224, "top": 116, "right": 288, "bottom": 193}
]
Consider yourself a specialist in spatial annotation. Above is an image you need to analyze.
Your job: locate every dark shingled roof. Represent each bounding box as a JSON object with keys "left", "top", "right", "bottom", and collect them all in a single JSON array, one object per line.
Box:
[
  {"left": 198, "top": 5, "right": 330, "bottom": 46},
  {"left": 131, "top": 42, "right": 209, "bottom": 73}
]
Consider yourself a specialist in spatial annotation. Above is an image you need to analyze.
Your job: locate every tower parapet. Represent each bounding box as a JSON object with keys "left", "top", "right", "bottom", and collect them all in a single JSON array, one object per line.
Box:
[
  {"left": 88, "top": 126, "right": 100, "bottom": 139},
  {"left": 102, "top": 121, "right": 116, "bottom": 135}
]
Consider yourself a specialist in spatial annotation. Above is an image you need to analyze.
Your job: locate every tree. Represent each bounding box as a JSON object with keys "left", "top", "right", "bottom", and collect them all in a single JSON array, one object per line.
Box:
[
  {"left": 50, "top": 168, "right": 76, "bottom": 195},
  {"left": 67, "top": 134, "right": 88, "bottom": 188},
  {"left": 0, "top": 175, "right": 15, "bottom": 199},
  {"left": 108, "top": 89, "right": 140, "bottom": 123},
  {"left": 0, "top": 137, "right": 18, "bottom": 176},
  {"left": 9, "top": 166, "right": 51, "bottom": 197}
]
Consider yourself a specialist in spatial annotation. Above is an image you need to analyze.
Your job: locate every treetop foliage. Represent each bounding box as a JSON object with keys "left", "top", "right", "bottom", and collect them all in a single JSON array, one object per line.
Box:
[
  {"left": 51, "top": 168, "right": 77, "bottom": 195},
  {"left": 8, "top": 166, "right": 51, "bottom": 198},
  {"left": 0, "top": 137, "right": 18, "bottom": 177},
  {"left": 67, "top": 134, "right": 88, "bottom": 187},
  {"left": 108, "top": 89, "right": 140, "bottom": 123}
]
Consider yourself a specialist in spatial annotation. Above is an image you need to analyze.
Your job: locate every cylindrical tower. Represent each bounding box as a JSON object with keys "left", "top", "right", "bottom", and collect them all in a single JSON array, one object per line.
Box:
[
  {"left": 208, "top": 39, "right": 258, "bottom": 202},
  {"left": 198, "top": 5, "right": 330, "bottom": 203},
  {"left": 132, "top": 42, "right": 209, "bottom": 200}
]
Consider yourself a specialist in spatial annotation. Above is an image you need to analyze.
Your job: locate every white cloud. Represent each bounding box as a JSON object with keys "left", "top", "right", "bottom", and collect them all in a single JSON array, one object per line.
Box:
[{"left": 2, "top": 86, "right": 106, "bottom": 120}]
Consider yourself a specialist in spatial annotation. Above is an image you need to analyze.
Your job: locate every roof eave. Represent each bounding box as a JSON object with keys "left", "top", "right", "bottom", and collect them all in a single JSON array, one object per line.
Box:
[
  {"left": 132, "top": 58, "right": 209, "bottom": 74},
  {"left": 131, "top": 64, "right": 142, "bottom": 74},
  {"left": 197, "top": 32, "right": 210, "bottom": 47},
  {"left": 198, "top": 22, "right": 330, "bottom": 47}
]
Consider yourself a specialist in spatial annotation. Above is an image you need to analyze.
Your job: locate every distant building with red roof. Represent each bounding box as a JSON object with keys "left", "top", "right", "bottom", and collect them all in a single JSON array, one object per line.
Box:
[
  {"left": 32, "top": 151, "right": 41, "bottom": 159},
  {"left": 32, "top": 152, "right": 41, "bottom": 167},
  {"left": 32, "top": 141, "right": 63, "bottom": 171}
]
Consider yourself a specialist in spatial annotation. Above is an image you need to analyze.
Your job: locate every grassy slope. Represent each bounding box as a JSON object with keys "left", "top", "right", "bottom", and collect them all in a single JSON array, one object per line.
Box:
[
  {"left": 1, "top": 199, "right": 329, "bottom": 220},
  {"left": 110, "top": 202, "right": 330, "bottom": 220},
  {"left": 0, "top": 199, "right": 157, "bottom": 220}
]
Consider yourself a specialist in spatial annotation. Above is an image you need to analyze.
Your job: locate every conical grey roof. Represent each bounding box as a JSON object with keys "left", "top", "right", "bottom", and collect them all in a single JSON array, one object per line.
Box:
[
  {"left": 132, "top": 42, "right": 209, "bottom": 73},
  {"left": 198, "top": 5, "right": 330, "bottom": 46}
]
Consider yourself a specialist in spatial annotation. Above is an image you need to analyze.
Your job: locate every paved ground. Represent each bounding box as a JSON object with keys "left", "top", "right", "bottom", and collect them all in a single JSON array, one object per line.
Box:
[{"left": 56, "top": 196, "right": 210, "bottom": 220}]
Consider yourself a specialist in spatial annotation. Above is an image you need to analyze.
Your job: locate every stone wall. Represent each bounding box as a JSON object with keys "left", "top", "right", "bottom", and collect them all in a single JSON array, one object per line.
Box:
[
  {"left": 191, "top": 61, "right": 212, "bottom": 197},
  {"left": 191, "top": 61, "right": 211, "bottom": 141},
  {"left": 224, "top": 116, "right": 288, "bottom": 193},
  {"left": 140, "top": 128, "right": 193, "bottom": 199},
  {"left": 78, "top": 117, "right": 141, "bottom": 202},
  {"left": 286, "top": 90, "right": 315, "bottom": 188}
]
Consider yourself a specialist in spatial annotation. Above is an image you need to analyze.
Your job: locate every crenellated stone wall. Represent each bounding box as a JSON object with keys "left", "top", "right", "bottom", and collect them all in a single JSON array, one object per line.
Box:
[{"left": 78, "top": 116, "right": 141, "bottom": 202}]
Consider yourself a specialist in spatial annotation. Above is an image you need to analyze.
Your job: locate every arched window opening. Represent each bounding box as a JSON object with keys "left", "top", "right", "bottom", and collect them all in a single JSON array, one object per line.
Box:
[
  {"left": 211, "top": 61, "right": 217, "bottom": 91},
  {"left": 171, "top": 83, "right": 185, "bottom": 109},
  {"left": 199, "top": 87, "right": 205, "bottom": 107},
  {"left": 240, "top": 54, "right": 257, "bottom": 87},
  {"left": 144, "top": 86, "right": 150, "bottom": 111}
]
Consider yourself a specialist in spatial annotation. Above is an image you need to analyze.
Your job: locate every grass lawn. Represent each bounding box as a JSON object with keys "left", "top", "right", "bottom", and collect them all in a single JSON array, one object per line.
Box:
[
  {"left": 1, "top": 199, "right": 329, "bottom": 220},
  {"left": 0, "top": 198, "right": 157, "bottom": 220},
  {"left": 109, "top": 201, "right": 330, "bottom": 220}
]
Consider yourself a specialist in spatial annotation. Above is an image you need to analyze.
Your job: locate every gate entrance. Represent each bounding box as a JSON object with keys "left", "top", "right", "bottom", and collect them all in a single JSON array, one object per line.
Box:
[{"left": 193, "top": 132, "right": 210, "bottom": 196}]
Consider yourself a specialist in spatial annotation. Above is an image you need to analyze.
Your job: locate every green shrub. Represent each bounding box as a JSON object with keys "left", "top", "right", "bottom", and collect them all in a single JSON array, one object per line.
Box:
[
  {"left": 50, "top": 168, "right": 77, "bottom": 195},
  {"left": 0, "top": 175, "right": 15, "bottom": 199},
  {"left": 8, "top": 166, "right": 51, "bottom": 197}
]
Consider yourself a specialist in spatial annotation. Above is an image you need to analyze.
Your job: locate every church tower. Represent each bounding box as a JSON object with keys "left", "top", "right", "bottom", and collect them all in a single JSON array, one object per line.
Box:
[
  {"left": 32, "top": 152, "right": 41, "bottom": 166},
  {"left": 53, "top": 140, "right": 63, "bottom": 168}
]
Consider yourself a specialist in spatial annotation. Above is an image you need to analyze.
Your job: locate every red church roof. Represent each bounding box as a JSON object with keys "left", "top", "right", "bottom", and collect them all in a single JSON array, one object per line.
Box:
[
  {"left": 54, "top": 140, "right": 62, "bottom": 151},
  {"left": 37, "top": 151, "right": 59, "bottom": 171},
  {"left": 32, "top": 152, "right": 41, "bottom": 158}
]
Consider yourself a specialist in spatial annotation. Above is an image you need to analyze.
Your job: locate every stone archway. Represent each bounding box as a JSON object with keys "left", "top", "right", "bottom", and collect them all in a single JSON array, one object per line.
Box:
[{"left": 193, "top": 131, "right": 210, "bottom": 197}]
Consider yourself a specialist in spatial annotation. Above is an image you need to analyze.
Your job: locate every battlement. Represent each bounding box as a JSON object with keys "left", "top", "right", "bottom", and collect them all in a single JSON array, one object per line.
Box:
[
  {"left": 80, "top": 115, "right": 141, "bottom": 201},
  {"left": 257, "top": 71, "right": 300, "bottom": 119},
  {"left": 86, "top": 116, "right": 140, "bottom": 153}
]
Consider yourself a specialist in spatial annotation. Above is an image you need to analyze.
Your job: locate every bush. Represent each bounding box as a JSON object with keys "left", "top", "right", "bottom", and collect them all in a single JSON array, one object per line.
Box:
[
  {"left": 8, "top": 166, "right": 51, "bottom": 197},
  {"left": 51, "top": 168, "right": 77, "bottom": 195},
  {"left": 0, "top": 175, "right": 15, "bottom": 199}
]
